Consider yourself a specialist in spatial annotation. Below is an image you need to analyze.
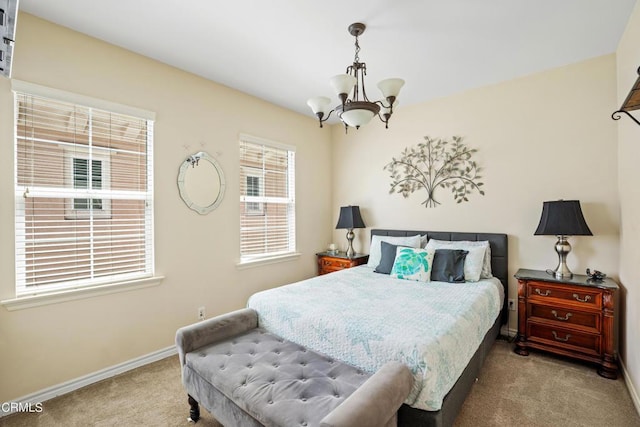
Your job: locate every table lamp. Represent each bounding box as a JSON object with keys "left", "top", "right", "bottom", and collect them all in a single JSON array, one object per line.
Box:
[
  {"left": 335, "top": 205, "right": 366, "bottom": 258},
  {"left": 534, "top": 200, "right": 592, "bottom": 279}
]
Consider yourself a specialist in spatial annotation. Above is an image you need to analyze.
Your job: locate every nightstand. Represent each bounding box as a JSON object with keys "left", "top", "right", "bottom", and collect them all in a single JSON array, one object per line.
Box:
[
  {"left": 514, "top": 268, "right": 619, "bottom": 379},
  {"left": 316, "top": 252, "right": 369, "bottom": 275}
]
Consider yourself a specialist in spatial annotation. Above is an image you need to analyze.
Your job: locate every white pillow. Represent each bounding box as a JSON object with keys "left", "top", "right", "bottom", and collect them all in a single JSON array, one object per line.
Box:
[
  {"left": 390, "top": 247, "right": 435, "bottom": 282},
  {"left": 367, "top": 234, "right": 422, "bottom": 268},
  {"left": 425, "top": 239, "right": 490, "bottom": 281}
]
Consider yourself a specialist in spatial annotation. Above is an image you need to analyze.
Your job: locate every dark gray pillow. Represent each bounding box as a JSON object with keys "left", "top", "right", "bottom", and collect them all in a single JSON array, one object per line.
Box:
[
  {"left": 431, "top": 249, "right": 469, "bottom": 282},
  {"left": 374, "top": 241, "right": 399, "bottom": 274}
]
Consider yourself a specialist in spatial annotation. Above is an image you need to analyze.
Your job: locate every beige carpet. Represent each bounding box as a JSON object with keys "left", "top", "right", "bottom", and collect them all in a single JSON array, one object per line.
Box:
[{"left": 1, "top": 340, "right": 638, "bottom": 427}]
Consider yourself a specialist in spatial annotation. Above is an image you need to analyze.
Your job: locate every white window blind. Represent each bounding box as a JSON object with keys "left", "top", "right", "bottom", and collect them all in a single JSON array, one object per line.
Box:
[
  {"left": 14, "top": 90, "right": 154, "bottom": 295},
  {"left": 239, "top": 136, "right": 295, "bottom": 262}
]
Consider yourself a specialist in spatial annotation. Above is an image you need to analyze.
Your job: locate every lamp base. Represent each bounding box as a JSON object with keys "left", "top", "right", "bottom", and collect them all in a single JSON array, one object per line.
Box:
[
  {"left": 550, "top": 236, "right": 573, "bottom": 279},
  {"left": 345, "top": 229, "right": 356, "bottom": 258},
  {"left": 549, "top": 269, "right": 573, "bottom": 280}
]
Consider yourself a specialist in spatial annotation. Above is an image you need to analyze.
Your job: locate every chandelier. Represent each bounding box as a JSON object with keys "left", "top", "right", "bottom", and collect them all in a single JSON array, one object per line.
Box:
[{"left": 307, "top": 23, "right": 405, "bottom": 131}]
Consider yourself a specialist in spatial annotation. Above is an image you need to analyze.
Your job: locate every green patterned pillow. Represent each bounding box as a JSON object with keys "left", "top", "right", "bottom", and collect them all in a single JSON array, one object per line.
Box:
[{"left": 390, "top": 247, "right": 435, "bottom": 282}]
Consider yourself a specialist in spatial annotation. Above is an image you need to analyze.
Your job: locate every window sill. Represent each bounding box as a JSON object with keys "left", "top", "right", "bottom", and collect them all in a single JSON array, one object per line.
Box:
[
  {"left": 1, "top": 276, "right": 165, "bottom": 311},
  {"left": 236, "top": 252, "right": 301, "bottom": 270}
]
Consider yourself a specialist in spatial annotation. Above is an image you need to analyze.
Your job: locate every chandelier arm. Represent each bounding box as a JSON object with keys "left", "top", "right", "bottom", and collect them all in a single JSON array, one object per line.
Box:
[
  {"left": 341, "top": 65, "right": 360, "bottom": 103},
  {"left": 374, "top": 100, "right": 396, "bottom": 120},
  {"left": 374, "top": 99, "right": 388, "bottom": 108},
  {"left": 357, "top": 64, "right": 371, "bottom": 102},
  {"left": 350, "top": 67, "right": 361, "bottom": 102},
  {"left": 376, "top": 111, "right": 391, "bottom": 129},
  {"left": 376, "top": 95, "right": 397, "bottom": 110},
  {"left": 316, "top": 109, "right": 336, "bottom": 128}
]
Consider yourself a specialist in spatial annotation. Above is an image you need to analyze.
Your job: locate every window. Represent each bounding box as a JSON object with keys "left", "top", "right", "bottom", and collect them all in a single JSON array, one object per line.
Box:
[
  {"left": 239, "top": 135, "right": 295, "bottom": 262},
  {"left": 13, "top": 82, "right": 155, "bottom": 296},
  {"left": 73, "top": 158, "right": 103, "bottom": 210},
  {"left": 244, "top": 172, "right": 263, "bottom": 215},
  {"left": 65, "top": 147, "right": 111, "bottom": 219}
]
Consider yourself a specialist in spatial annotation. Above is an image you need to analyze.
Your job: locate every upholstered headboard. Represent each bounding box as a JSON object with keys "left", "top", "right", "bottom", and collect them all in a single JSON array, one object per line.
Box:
[{"left": 370, "top": 229, "right": 509, "bottom": 324}]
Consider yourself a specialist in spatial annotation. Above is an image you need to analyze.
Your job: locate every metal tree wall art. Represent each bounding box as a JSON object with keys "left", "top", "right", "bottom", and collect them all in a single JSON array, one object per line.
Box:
[{"left": 384, "top": 136, "right": 485, "bottom": 208}]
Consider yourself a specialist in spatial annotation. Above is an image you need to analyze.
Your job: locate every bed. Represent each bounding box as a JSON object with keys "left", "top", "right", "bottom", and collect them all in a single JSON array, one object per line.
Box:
[{"left": 247, "top": 229, "right": 508, "bottom": 427}]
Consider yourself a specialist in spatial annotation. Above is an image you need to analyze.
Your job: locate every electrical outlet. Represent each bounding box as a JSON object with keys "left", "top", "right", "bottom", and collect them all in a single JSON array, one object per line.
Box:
[
  {"left": 198, "top": 306, "right": 206, "bottom": 321},
  {"left": 508, "top": 299, "right": 516, "bottom": 311}
]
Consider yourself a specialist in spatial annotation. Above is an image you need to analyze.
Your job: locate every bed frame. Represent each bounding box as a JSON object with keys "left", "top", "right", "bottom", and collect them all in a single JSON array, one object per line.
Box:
[{"left": 370, "top": 229, "right": 509, "bottom": 427}]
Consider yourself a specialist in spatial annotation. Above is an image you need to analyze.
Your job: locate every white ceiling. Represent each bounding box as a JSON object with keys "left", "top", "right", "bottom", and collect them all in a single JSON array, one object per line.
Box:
[{"left": 18, "top": 0, "right": 638, "bottom": 120}]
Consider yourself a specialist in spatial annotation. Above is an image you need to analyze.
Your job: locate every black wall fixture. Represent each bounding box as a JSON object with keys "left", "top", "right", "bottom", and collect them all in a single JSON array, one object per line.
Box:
[
  {"left": 0, "top": 0, "right": 19, "bottom": 78},
  {"left": 612, "top": 66, "right": 640, "bottom": 127}
]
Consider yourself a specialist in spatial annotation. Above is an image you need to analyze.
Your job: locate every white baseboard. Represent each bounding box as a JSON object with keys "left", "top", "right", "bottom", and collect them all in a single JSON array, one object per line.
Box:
[
  {"left": 500, "top": 325, "right": 517, "bottom": 338},
  {"left": 0, "top": 345, "right": 177, "bottom": 417},
  {"left": 620, "top": 358, "right": 640, "bottom": 416}
]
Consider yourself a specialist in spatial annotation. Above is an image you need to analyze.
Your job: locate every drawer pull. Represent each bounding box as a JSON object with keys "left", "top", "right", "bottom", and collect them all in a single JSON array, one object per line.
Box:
[
  {"left": 551, "top": 310, "right": 572, "bottom": 321},
  {"left": 534, "top": 288, "right": 551, "bottom": 296},
  {"left": 552, "top": 331, "right": 571, "bottom": 342},
  {"left": 572, "top": 293, "right": 591, "bottom": 303}
]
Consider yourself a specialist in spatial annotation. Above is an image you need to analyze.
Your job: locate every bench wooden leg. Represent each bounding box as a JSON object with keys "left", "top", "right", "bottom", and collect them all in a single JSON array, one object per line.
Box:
[{"left": 188, "top": 394, "right": 200, "bottom": 423}]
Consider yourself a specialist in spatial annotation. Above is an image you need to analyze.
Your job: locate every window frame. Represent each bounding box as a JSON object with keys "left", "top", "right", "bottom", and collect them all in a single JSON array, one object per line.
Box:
[
  {"left": 239, "top": 134, "right": 296, "bottom": 265},
  {"left": 11, "top": 80, "right": 157, "bottom": 299}
]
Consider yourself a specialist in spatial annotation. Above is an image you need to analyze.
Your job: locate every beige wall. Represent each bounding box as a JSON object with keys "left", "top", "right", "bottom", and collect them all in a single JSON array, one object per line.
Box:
[
  {"left": 616, "top": 0, "right": 640, "bottom": 409},
  {"left": 331, "top": 55, "right": 620, "bottom": 343},
  {"left": 0, "top": 13, "right": 332, "bottom": 402}
]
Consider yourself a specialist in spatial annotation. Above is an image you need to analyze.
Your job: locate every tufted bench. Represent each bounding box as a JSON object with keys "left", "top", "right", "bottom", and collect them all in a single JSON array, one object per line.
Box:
[{"left": 176, "top": 308, "right": 413, "bottom": 427}]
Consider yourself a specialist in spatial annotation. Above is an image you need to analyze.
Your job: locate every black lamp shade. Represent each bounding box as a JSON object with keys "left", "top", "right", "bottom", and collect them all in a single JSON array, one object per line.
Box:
[
  {"left": 335, "top": 206, "right": 366, "bottom": 229},
  {"left": 534, "top": 200, "right": 592, "bottom": 236}
]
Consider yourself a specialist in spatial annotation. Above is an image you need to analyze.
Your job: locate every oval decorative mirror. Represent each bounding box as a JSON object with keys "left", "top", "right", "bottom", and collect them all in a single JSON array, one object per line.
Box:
[{"left": 177, "top": 151, "right": 226, "bottom": 215}]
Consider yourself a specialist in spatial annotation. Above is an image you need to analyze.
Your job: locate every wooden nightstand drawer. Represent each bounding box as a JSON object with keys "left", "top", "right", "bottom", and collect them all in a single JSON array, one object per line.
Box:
[
  {"left": 527, "top": 281, "right": 602, "bottom": 308},
  {"left": 321, "top": 264, "right": 343, "bottom": 274},
  {"left": 316, "top": 252, "right": 369, "bottom": 275},
  {"left": 528, "top": 303, "right": 600, "bottom": 331},
  {"left": 528, "top": 322, "right": 601, "bottom": 357},
  {"left": 320, "top": 257, "right": 351, "bottom": 269}
]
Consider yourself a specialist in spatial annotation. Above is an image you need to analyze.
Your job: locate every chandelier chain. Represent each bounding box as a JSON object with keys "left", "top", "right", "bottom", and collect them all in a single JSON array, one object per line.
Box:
[{"left": 354, "top": 35, "right": 360, "bottom": 64}]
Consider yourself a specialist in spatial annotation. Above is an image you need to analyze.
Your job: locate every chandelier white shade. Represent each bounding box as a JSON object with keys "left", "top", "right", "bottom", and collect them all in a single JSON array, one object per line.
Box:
[
  {"left": 308, "top": 23, "right": 404, "bottom": 131},
  {"left": 330, "top": 74, "right": 357, "bottom": 97},
  {"left": 306, "top": 96, "right": 331, "bottom": 116},
  {"left": 377, "top": 78, "right": 405, "bottom": 99},
  {"left": 340, "top": 106, "right": 376, "bottom": 128}
]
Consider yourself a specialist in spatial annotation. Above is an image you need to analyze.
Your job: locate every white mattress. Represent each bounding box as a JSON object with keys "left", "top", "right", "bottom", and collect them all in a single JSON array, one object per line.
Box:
[{"left": 247, "top": 266, "right": 503, "bottom": 411}]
